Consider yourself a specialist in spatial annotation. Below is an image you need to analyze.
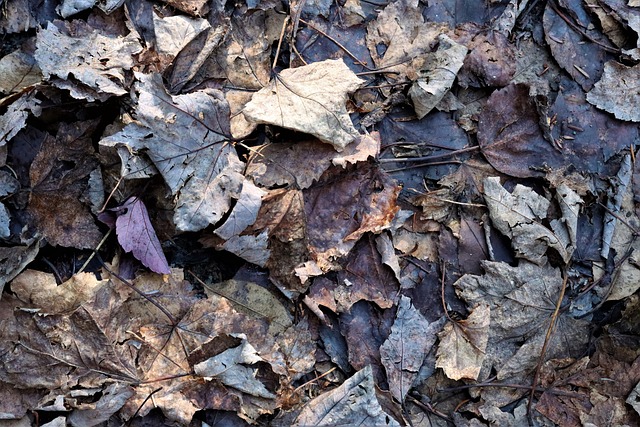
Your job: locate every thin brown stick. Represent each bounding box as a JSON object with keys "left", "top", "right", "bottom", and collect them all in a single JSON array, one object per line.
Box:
[{"left": 527, "top": 267, "right": 568, "bottom": 418}]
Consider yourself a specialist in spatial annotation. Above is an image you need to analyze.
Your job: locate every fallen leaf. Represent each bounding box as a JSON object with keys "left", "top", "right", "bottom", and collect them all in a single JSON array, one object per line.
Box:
[
  {"left": 152, "top": 14, "right": 210, "bottom": 58},
  {"left": 483, "top": 176, "right": 581, "bottom": 265},
  {"left": 436, "top": 304, "right": 490, "bottom": 381},
  {"left": 27, "top": 121, "right": 103, "bottom": 249},
  {"left": 203, "top": 279, "right": 293, "bottom": 335},
  {"left": 10, "top": 270, "right": 106, "bottom": 314},
  {"left": 35, "top": 21, "right": 142, "bottom": 100},
  {"left": 292, "top": 365, "right": 401, "bottom": 426},
  {"left": 380, "top": 295, "right": 444, "bottom": 402},
  {"left": 108, "top": 72, "right": 245, "bottom": 232},
  {"left": 67, "top": 383, "right": 134, "bottom": 427},
  {"left": 408, "top": 34, "right": 467, "bottom": 119},
  {"left": 214, "top": 179, "right": 266, "bottom": 240},
  {"left": 587, "top": 60, "right": 640, "bottom": 122},
  {"left": 243, "top": 58, "right": 364, "bottom": 150},
  {"left": 543, "top": 0, "right": 613, "bottom": 91},
  {"left": 115, "top": 197, "right": 171, "bottom": 275},
  {"left": 194, "top": 334, "right": 276, "bottom": 399},
  {"left": 0, "top": 47, "right": 42, "bottom": 94},
  {"left": 454, "top": 24, "right": 516, "bottom": 88},
  {"left": 455, "top": 261, "right": 589, "bottom": 389}
]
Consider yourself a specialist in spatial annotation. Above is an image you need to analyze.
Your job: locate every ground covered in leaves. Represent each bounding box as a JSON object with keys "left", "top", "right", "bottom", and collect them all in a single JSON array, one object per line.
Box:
[{"left": 1, "top": 0, "right": 640, "bottom": 425}]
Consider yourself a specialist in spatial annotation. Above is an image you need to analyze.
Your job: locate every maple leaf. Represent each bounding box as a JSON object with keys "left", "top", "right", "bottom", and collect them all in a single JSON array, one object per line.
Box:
[{"left": 115, "top": 197, "right": 171, "bottom": 275}]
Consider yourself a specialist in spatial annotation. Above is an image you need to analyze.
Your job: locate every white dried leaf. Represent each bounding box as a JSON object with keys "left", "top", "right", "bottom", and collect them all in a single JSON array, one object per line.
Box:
[{"left": 243, "top": 59, "right": 364, "bottom": 151}]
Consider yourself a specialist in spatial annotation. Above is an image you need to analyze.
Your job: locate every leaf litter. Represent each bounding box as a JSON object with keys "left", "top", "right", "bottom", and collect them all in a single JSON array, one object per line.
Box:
[{"left": 1, "top": 0, "right": 640, "bottom": 425}]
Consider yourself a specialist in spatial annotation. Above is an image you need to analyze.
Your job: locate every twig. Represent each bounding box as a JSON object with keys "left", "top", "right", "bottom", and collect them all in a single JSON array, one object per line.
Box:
[
  {"left": 299, "top": 18, "right": 373, "bottom": 70},
  {"left": 77, "top": 229, "right": 112, "bottom": 274},
  {"left": 379, "top": 146, "right": 481, "bottom": 163},
  {"left": 527, "top": 267, "right": 568, "bottom": 419},
  {"left": 438, "top": 381, "right": 585, "bottom": 399},
  {"left": 406, "top": 395, "right": 454, "bottom": 424}
]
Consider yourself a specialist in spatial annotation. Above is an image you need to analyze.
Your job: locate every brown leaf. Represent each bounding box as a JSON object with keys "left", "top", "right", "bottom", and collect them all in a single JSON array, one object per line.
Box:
[
  {"left": 454, "top": 24, "right": 516, "bottom": 88},
  {"left": 28, "top": 121, "right": 102, "bottom": 249},
  {"left": 543, "top": 0, "right": 614, "bottom": 91},
  {"left": 305, "top": 234, "right": 399, "bottom": 313},
  {"left": 436, "top": 304, "right": 490, "bottom": 381}
]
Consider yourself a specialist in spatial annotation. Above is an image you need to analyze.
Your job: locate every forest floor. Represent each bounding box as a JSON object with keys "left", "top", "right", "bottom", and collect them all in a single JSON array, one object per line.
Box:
[{"left": 1, "top": 0, "right": 640, "bottom": 425}]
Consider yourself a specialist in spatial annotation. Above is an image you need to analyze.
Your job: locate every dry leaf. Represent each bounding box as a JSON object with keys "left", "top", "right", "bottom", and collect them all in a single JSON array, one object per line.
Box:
[
  {"left": 436, "top": 304, "right": 490, "bottom": 381},
  {"left": 587, "top": 61, "right": 640, "bottom": 122},
  {"left": 380, "top": 296, "right": 444, "bottom": 402},
  {"left": 293, "top": 366, "right": 400, "bottom": 426},
  {"left": 243, "top": 58, "right": 364, "bottom": 150}
]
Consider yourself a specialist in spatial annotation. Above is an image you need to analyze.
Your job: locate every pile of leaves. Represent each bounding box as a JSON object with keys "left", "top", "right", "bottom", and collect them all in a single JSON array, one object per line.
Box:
[{"left": 1, "top": 0, "right": 640, "bottom": 425}]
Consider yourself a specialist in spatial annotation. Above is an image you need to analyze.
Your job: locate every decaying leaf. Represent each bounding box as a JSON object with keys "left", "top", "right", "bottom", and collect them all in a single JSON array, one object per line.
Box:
[
  {"left": 587, "top": 60, "right": 640, "bottom": 122},
  {"left": 436, "top": 304, "right": 490, "bottom": 381},
  {"left": 380, "top": 296, "right": 444, "bottom": 402},
  {"left": 293, "top": 365, "right": 400, "bottom": 426},
  {"left": 35, "top": 21, "right": 142, "bottom": 100},
  {"left": 454, "top": 261, "right": 589, "bottom": 387},
  {"left": 243, "top": 58, "right": 364, "bottom": 150},
  {"left": 115, "top": 197, "right": 171, "bottom": 275},
  {"left": 483, "top": 176, "right": 581, "bottom": 265},
  {"left": 408, "top": 34, "right": 468, "bottom": 119},
  {"left": 103, "top": 73, "right": 244, "bottom": 231},
  {"left": 366, "top": 0, "right": 449, "bottom": 81},
  {"left": 194, "top": 334, "right": 276, "bottom": 399}
]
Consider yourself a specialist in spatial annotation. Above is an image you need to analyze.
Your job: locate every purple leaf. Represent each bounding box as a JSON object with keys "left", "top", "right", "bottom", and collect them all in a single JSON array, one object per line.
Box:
[{"left": 115, "top": 197, "right": 171, "bottom": 275}]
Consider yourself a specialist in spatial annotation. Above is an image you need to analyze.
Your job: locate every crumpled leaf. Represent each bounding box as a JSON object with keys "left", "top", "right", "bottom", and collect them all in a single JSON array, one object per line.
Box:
[
  {"left": 115, "top": 197, "right": 171, "bottom": 275},
  {"left": 292, "top": 365, "right": 400, "bottom": 426},
  {"left": 483, "top": 176, "right": 581, "bottom": 265},
  {"left": 35, "top": 21, "right": 142, "bottom": 100},
  {"left": 380, "top": 296, "right": 444, "bottom": 402},
  {"left": 243, "top": 58, "right": 364, "bottom": 150},
  {"left": 587, "top": 61, "right": 640, "bottom": 122},
  {"left": 214, "top": 180, "right": 266, "bottom": 240},
  {"left": 408, "top": 34, "right": 468, "bottom": 119},
  {"left": 436, "top": 304, "right": 490, "bottom": 381},
  {"left": 67, "top": 383, "right": 134, "bottom": 427},
  {"left": 194, "top": 334, "right": 276, "bottom": 399},
  {"left": 366, "top": 0, "right": 449, "bottom": 82}
]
